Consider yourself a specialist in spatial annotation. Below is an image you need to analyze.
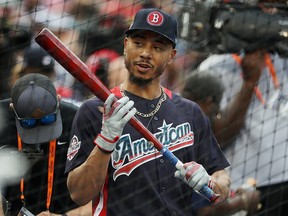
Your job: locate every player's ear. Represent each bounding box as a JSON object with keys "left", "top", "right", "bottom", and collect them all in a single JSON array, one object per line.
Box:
[{"left": 124, "top": 37, "right": 129, "bottom": 48}]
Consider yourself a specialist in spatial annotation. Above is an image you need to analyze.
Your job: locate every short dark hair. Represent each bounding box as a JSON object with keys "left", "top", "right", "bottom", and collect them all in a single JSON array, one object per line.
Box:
[{"left": 182, "top": 70, "right": 224, "bottom": 105}]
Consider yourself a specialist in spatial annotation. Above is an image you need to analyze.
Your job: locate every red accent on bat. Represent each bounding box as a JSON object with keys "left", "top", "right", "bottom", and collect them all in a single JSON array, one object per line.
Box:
[{"left": 35, "top": 28, "right": 164, "bottom": 151}]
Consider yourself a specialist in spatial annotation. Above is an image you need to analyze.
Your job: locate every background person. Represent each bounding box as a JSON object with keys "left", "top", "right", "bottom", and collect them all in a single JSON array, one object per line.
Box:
[
  {"left": 185, "top": 50, "right": 266, "bottom": 149},
  {"left": 0, "top": 74, "right": 90, "bottom": 215},
  {"left": 182, "top": 70, "right": 261, "bottom": 216},
  {"left": 199, "top": 10, "right": 288, "bottom": 213},
  {"left": 9, "top": 43, "right": 83, "bottom": 106}
]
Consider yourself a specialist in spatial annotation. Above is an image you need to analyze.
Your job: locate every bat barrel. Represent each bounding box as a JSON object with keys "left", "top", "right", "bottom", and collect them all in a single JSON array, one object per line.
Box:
[{"left": 35, "top": 28, "right": 110, "bottom": 102}]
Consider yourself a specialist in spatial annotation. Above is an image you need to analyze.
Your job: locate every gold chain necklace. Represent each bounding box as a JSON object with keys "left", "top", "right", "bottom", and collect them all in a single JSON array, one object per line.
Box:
[{"left": 120, "top": 84, "right": 167, "bottom": 118}]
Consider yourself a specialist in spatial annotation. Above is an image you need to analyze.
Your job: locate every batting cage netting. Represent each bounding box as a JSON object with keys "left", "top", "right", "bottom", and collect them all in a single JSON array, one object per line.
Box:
[{"left": 0, "top": 0, "right": 288, "bottom": 215}]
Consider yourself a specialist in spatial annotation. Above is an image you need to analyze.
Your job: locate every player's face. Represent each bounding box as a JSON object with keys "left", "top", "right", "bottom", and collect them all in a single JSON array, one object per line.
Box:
[{"left": 124, "top": 30, "right": 176, "bottom": 86}]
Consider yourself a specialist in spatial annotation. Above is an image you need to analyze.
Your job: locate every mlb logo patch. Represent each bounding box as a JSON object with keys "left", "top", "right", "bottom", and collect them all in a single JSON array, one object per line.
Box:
[{"left": 67, "top": 135, "right": 81, "bottom": 160}]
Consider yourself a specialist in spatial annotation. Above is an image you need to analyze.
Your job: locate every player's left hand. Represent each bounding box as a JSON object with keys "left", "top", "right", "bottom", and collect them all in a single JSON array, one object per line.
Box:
[{"left": 174, "top": 161, "right": 213, "bottom": 191}]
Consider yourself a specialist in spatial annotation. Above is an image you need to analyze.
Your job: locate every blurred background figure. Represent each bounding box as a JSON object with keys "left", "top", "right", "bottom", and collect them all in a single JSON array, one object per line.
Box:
[
  {"left": 0, "top": 73, "right": 91, "bottom": 215},
  {"left": 0, "top": 146, "right": 29, "bottom": 216},
  {"left": 182, "top": 70, "right": 224, "bottom": 125},
  {"left": 199, "top": 0, "right": 288, "bottom": 212},
  {"left": 182, "top": 69, "right": 261, "bottom": 215},
  {"left": 106, "top": 55, "right": 128, "bottom": 89},
  {"left": 72, "top": 48, "right": 121, "bottom": 101},
  {"left": 0, "top": 0, "right": 32, "bottom": 100},
  {"left": 9, "top": 43, "right": 56, "bottom": 91},
  {"left": 10, "top": 43, "right": 84, "bottom": 106},
  {"left": 21, "top": 43, "right": 56, "bottom": 78}
]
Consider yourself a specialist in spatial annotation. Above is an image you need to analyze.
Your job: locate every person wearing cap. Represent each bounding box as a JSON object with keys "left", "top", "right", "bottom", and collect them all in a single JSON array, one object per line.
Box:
[
  {"left": 65, "top": 8, "right": 231, "bottom": 215},
  {"left": 10, "top": 43, "right": 82, "bottom": 106},
  {"left": 10, "top": 43, "right": 56, "bottom": 91},
  {"left": 0, "top": 74, "right": 91, "bottom": 215},
  {"left": 24, "top": 43, "right": 76, "bottom": 96},
  {"left": 198, "top": 0, "right": 288, "bottom": 215}
]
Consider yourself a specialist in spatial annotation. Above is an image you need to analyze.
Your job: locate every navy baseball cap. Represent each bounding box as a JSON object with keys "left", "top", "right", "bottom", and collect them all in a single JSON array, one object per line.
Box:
[
  {"left": 11, "top": 74, "right": 62, "bottom": 144},
  {"left": 125, "top": 8, "right": 178, "bottom": 46},
  {"left": 23, "top": 43, "right": 55, "bottom": 72}
]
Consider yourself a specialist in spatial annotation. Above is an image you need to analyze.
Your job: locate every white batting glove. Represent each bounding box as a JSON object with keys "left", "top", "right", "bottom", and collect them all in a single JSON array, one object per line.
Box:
[
  {"left": 95, "top": 94, "right": 136, "bottom": 153},
  {"left": 174, "top": 161, "right": 214, "bottom": 191}
]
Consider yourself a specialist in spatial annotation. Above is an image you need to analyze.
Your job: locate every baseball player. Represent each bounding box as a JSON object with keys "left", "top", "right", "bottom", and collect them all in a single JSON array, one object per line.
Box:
[{"left": 65, "top": 8, "right": 231, "bottom": 215}]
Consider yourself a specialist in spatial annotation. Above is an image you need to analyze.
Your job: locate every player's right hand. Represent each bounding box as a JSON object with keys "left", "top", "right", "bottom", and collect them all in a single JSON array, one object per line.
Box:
[{"left": 95, "top": 94, "right": 136, "bottom": 153}]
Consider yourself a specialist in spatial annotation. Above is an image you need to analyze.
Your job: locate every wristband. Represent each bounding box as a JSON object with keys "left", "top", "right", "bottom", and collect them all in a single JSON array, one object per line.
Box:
[
  {"left": 94, "top": 133, "right": 119, "bottom": 153},
  {"left": 62, "top": 214, "right": 68, "bottom": 216},
  {"left": 97, "top": 145, "right": 113, "bottom": 154}
]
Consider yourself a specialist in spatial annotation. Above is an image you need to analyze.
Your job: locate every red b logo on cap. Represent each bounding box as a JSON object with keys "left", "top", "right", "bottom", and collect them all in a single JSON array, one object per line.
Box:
[{"left": 147, "top": 11, "right": 164, "bottom": 26}]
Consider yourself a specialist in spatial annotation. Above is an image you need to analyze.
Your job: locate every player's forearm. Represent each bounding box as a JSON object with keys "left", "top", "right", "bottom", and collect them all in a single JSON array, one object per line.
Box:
[{"left": 67, "top": 146, "right": 110, "bottom": 205}]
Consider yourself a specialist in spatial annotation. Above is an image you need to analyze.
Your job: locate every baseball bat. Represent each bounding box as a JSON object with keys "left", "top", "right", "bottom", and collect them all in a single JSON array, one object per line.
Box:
[{"left": 35, "top": 28, "right": 220, "bottom": 204}]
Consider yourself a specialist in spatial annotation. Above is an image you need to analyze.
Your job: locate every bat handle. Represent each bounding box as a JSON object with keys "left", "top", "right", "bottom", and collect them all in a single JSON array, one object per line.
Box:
[{"left": 160, "top": 146, "right": 221, "bottom": 204}]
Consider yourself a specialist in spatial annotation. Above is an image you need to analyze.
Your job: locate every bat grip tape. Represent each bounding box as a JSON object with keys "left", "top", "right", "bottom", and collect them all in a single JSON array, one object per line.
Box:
[{"left": 160, "top": 146, "right": 220, "bottom": 204}]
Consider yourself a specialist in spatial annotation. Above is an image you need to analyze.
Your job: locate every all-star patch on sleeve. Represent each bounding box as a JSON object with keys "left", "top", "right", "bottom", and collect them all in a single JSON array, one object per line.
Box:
[{"left": 65, "top": 98, "right": 104, "bottom": 173}]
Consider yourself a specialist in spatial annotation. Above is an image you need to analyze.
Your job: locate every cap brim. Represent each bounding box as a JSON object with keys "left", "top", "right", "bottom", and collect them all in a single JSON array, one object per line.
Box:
[
  {"left": 16, "top": 110, "right": 62, "bottom": 144},
  {"left": 125, "top": 28, "right": 176, "bottom": 46}
]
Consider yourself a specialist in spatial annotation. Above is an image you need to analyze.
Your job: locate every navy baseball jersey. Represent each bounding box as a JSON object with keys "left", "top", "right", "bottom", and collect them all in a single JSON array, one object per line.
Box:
[{"left": 65, "top": 87, "right": 229, "bottom": 216}]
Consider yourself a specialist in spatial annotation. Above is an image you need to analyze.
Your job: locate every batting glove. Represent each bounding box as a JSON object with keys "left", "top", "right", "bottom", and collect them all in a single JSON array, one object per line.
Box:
[
  {"left": 95, "top": 94, "right": 136, "bottom": 153},
  {"left": 174, "top": 161, "right": 214, "bottom": 191}
]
